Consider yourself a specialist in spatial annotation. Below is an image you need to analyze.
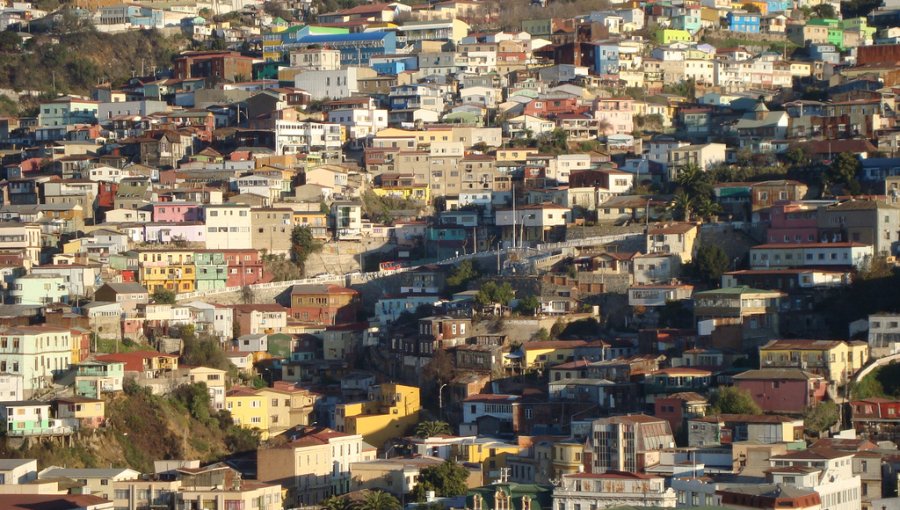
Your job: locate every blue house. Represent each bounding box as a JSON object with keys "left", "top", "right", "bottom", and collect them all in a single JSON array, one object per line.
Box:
[
  {"left": 293, "top": 32, "right": 397, "bottom": 66},
  {"left": 767, "top": 0, "right": 792, "bottom": 12},
  {"left": 594, "top": 42, "right": 619, "bottom": 75},
  {"left": 373, "top": 61, "right": 406, "bottom": 75},
  {"left": 726, "top": 12, "right": 761, "bottom": 33}
]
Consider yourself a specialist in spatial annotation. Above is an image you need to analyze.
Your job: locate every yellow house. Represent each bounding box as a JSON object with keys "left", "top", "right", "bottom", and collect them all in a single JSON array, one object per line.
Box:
[
  {"left": 495, "top": 148, "right": 539, "bottom": 163},
  {"left": 522, "top": 340, "right": 592, "bottom": 370},
  {"left": 759, "top": 339, "right": 869, "bottom": 384},
  {"left": 56, "top": 396, "right": 106, "bottom": 428},
  {"left": 552, "top": 441, "right": 585, "bottom": 478},
  {"left": 62, "top": 238, "right": 83, "bottom": 254},
  {"left": 226, "top": 386, "right": 273, "bottom": 439},
  {"left": 655, "top": 28, "right": 692, "bottom": 44},
  {"left": 375, "top": 127, "right": 453, "bottom": 147},
  {"left": 459, "top": 439, "right": 520, "bottom": 484},
  {"left": 136, "top": 249, "right": 196, "bottom": 293},
  {"left": 335, "top": 383, "right": 420, "bottom": 449},
  {"left": 732, "top": 0, "right": 768, "bottom": 14},
  {"left": 372, "top": 173, "right": 430, "bottom": 203},
  {"left": 256, "top": 387, "right": 294, "bottom": 437}
]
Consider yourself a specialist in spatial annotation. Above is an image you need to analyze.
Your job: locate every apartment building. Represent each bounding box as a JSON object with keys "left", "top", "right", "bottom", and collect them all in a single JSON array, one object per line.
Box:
[{"left": 257, "top": 426, "right": 375, "bottom": 506}]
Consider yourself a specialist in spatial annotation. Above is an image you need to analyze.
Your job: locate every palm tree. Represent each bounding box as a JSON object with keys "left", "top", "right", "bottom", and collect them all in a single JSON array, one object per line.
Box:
[
  {"left": 415, "top": 420, "right": 452, "bottom": 438},
  {"left": 693, "top": 195, "right": 722, "bottom": 223},
  {"left": 321, "top": 496, "right": 352, "bottom": 510},
  {"left": 671, "top": 190, "right": 693, "bottom": 221},
  {"left": 357, "top": 491, "right": 402, "bottom": 510},
  {"left": 674, "top": 163, "right": 704, "bottom": 193}
]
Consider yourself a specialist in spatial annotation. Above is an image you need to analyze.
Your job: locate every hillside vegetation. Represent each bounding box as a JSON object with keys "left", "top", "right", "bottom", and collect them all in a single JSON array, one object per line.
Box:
[
  {"left": 0, "top": 29, "right": 187, "bottom": 97},
  {"left": 0, "top": 382, "right": 258, "bottom": 473}
]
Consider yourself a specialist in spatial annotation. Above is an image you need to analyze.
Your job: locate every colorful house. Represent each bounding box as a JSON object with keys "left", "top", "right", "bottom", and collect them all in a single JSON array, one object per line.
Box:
[
  {"left": 758, "top": 339, "right": 869, "bottom": 385},
  {"left": 335, "top": 383, "right": 420, "bottom": 449},
  {"left": 732, "top": 368, "right": 827, "bottom": 414},
  {"left": 194, "top": 250, "right": 228, "bottom": 292},
  {"left": 226, "top": 386, "right": 272, "bottom": 438},
  {"left": 726, "top": 11, "right": 761, "bottom": 33},
  {"left": 136, "top": 248, "right": 196, "bottom": 293},
  {"left": 289, "top": 284, "right": 360, "bottom": 325},
  {"left": 459, "top": 438, "right": 521, "bottom": 484},
  {"left": 75, "top": 361, "right": 125, "bottom": 398},
  {"left": 55, "top": 396, "right": 106, "bottom": 429},
  {"left": 655, "top": 28, "right": 692, "bottom": 44},
  {"left": 0, "top": 401, "right": 67, "bottom": 436}
]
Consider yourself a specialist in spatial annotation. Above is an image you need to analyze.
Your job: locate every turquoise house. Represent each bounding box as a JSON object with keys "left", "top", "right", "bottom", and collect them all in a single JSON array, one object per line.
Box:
[
  {"left": 1, "top": 401, "right": 53, "bottom": 436},
  {"left": 75, "top": 361, "right": 125, "bottom": 398},
  {"left": 194, "top": 251, "right": 228, "bottom": 292}
]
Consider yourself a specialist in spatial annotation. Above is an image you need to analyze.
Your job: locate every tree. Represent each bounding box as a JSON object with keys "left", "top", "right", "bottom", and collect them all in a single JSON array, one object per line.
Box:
[
  {"left": 693, "top": 244, "right": 731, "bottom": 286},
  {"left": 811, "top": 3, "right": 836, "bottom": 17},
  {"left": 671, "top": 190, "right": 693, "bottom": 221},
  {"left": 741, "top": 2, "right": 761, "bottom": 11},
  {"left": 415, "top": 420, "right": 452, "bottom": 438},
  {"left": 515, "top": 295, "right": 541, "bottom": 316},
  {"left": 825, "top": 152, "right": 862, "bottom": 194},
  {"left": 181, "top": 330, "right": 232, "bottom": 372},
  {"left": 709, "top": 387, "right": 762, "bottom": 415},
  {"left": 321, "top": 496, "right": 352, "bottom": 510},
  {"left": 172, "top": 383, "right": 212, "bottom": 424},
  {"left": 476, "top": 281, "right": 515, "bottom": 308},
  {"left": 784, "top": 144, "right": 812, "bottom": 169},
  {"left": 804, "top": 401, "right": 840, "bottom": 435},
  {"left": 290, "top": 225, "right": 322, "bottom": 271},
  {"left": 422, "top": 349, "right": 455, "bottom": 386},
  {"left": 693, "top": 195, "right": 721, "bottom": 222},
  {"left": 152, "top": 287, "right": 176, "bottom": 304},
  {"left": 446, "top": 259, "right": 479, "bottom": 293},
  {"left": 357, "top": 491, "right": 401, "bottom": 510},
  {"left": 0, "top": 31, "right": 19, "bottom": 52},
  {"left": 411, "top": 461, "right": 470, "bottom": 502},
  {"left": 851, "top": 370, "right": 885, "bottom": 399}
]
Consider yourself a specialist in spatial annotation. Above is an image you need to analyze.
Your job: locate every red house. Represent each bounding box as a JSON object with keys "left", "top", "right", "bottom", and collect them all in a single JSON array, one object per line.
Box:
[
  {"left": 654, "top": 391, "right": 708, "bottom": 436},
  {"left": 851, "top": 397, "right": 900, "bottom": 434},
  {"left": 522, "top": 96, "right": 589, "bottom": 118},
  {"left": 221, "top": 249, "right": 269, "bottom": 287},
  {"left": 289, "top": 284, "right": 360, "bottom": 325},
  {"left": 732, "top": 368, "right": 827, "bottom": 414},
  {"left": 96, "top": 181, "right": 117, "bottom": 211}
]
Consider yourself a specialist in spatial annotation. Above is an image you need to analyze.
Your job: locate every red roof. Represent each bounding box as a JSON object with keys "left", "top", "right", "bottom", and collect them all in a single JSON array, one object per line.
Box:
[{"left": 95, "top": 351, "right": 177, "bottom": 372}]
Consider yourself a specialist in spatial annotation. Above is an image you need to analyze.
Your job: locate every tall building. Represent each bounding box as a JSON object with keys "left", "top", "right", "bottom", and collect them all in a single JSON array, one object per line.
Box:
[{"left": 589, "top": 414, "right": 674, "bottom": 474}]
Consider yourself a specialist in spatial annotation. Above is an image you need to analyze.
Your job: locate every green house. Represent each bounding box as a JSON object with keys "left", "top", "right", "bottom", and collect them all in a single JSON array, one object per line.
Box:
[
  {"left": 1, "top": 401, "right": 53, "bottom": 436},
  {"left": 194, "top": 251, "right": 227, "bottom": 292},
  {"left": 75, "top": 361, "right": 125, "bottom": 398}
]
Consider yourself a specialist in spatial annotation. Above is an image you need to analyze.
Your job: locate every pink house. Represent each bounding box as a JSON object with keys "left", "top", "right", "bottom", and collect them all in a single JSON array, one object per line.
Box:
[
  {"left": 152, "top": 202, "right": 204, "bottom": 223},
  {"left": 592, "top": 97, "right": 634, "bottom": 135},
  {"left": 143, "top": 223, "right": 207, "bottom": 244},
  {"left": 763, "top": 202, "right": 820, "bottom": 244},
  {"left": 732, "top": 368, "right": 827, "bottom": 414}
]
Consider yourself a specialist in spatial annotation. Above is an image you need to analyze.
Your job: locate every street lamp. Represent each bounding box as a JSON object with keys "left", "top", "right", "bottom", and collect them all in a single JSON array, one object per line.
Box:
[{"left": 438, "top": 383, "right": 448, "bottom": 421}]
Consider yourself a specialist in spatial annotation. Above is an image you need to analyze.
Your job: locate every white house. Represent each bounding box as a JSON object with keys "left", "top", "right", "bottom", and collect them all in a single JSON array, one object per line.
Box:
[
  {"left": 203, "top": 203, "right": 252, "bottom": 249},
  {"left": 554, "top": 472, "right": 677, "bottom": 509},
  {"left": 293, "top": 67, "right": 376, "bottom": 100}
]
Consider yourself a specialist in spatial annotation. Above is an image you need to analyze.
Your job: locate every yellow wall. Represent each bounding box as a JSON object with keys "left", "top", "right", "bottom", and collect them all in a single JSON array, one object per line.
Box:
[
  {"left": 339, "top": 384, "right": 421, "bottom": 448},
  {"left": 460, "top": 442, "right": 520, "bottom": 483},
  {"left": 372, "top": 186, "right": 430, "bottom": 203},
  {"left": 226, "top": 392, "right": 272, "bottom": 439},
  {"left": 760, "top": 342, "right": 869, "bottom": 383}
]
